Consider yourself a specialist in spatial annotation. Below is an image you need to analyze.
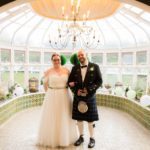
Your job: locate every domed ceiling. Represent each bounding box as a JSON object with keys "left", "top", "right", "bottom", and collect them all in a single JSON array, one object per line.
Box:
[{"left": 0, "top": 0, "right": 149, "bottom": 51}]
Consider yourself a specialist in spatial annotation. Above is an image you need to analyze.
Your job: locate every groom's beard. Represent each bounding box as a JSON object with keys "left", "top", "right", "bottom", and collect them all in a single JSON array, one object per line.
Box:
[{"left": 79, "top": 58, "right": 86, "bottom": 64}]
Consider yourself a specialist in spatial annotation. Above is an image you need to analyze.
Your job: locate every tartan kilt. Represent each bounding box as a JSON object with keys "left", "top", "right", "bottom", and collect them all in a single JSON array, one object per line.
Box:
[{"left": 72, "top": 94, "right": 99, "bottom": 122}]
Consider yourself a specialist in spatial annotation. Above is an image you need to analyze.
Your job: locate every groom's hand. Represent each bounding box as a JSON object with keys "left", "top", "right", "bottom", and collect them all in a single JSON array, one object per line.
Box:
[
  {"left": 83, "top": 88, "right": 88, "bottom": 95},
  {"left": 77, "top": 89, "right": 83, "bottom": 96}
]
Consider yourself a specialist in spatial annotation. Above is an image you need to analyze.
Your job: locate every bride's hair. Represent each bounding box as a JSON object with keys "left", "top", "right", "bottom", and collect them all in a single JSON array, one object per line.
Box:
[
  {"left": 51, "top": 52, "right": 60, "bottom": 60},
  {"left": 51, "top": 52, "right": 67, "bottom": 65}
]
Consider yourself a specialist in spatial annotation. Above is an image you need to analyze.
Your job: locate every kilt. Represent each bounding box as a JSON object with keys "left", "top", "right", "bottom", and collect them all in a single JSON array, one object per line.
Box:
[{"left": 72, "top": 94, "right": 99, "bottom": 122}]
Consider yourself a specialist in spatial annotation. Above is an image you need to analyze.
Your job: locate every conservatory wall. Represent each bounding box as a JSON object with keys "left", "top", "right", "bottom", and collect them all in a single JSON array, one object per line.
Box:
[
  {"left": 0, "top": 47, "right": 149, "bottom": 92},
  {"left": 0, "top": 0, "right": 150, "bottom": 102}
]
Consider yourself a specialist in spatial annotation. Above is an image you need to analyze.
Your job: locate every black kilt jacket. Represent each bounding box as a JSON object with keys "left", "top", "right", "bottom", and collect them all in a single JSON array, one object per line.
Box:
[{"left": 68, "top": 62, "right": 103, "bottom": 122}]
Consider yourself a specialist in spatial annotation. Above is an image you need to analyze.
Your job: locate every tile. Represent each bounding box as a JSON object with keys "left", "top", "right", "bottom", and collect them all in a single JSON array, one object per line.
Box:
[{"left": 0, "top": 107, "right": 150, "bottom": 150}]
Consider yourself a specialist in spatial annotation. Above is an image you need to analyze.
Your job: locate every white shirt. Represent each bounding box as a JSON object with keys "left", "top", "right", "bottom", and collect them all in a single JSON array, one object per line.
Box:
[{"left": 80, "top": 61, "right": 88, "bottom": 82}]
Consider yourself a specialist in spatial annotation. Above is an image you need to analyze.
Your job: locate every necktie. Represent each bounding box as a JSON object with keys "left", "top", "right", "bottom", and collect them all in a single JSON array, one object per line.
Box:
[{"left": 81, "top": 65, "right": 87, "bottom": 68}]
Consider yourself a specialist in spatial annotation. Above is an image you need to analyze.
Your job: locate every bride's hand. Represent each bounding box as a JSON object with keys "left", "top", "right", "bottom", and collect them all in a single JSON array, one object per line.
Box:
[{"left": 69, "top": 82, "right": 75, "bottom": 87}]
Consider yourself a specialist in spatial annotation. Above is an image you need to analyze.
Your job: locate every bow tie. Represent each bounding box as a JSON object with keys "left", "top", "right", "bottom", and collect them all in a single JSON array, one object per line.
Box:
[{"left": 81, "top": 65, "right": 87, "bottom": 68}]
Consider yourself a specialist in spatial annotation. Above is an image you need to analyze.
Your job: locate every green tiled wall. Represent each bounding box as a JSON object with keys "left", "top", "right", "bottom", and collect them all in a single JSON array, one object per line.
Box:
[
  {"left": 0, "top": 93, "right": 44, "bottom": 125},
  {"left": 96, "top": 94, "right": 150, "bottom": 130},
  {"left": 0, "top": 93, "right": 150, "bottom": 130}
]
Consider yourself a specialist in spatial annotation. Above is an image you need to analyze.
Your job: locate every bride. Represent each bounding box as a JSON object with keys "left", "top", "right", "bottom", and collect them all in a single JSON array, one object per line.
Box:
[{"left": 37, "top": 53, "right": 78, "bottom": 148}]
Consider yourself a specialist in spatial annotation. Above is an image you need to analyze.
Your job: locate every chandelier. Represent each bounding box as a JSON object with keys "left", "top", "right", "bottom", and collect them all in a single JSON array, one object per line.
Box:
[
  {"left": 49, "top": 22, "right": 101, "bottom": 50},
  {"left": 30, "top": 0, "right": 121, "bottom": 50},
  {"left": 49, "top": 0, "right": 102, "bottom": 50}
]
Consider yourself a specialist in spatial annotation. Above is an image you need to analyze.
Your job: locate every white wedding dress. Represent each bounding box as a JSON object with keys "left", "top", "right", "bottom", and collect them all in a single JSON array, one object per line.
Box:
[{"left": 37, "top": 73, "right": 78, "bottom": 148}]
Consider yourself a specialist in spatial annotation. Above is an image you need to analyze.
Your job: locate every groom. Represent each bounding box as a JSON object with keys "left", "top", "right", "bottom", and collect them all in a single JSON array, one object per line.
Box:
[{"left": 68, "top": 49, "right": 103, "bottom": 148}]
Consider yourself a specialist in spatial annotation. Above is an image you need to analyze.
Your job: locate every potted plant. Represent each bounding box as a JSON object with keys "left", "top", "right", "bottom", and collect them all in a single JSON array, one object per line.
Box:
[{"left": 135, "top": 87, "right": 144, "bottom": 101}]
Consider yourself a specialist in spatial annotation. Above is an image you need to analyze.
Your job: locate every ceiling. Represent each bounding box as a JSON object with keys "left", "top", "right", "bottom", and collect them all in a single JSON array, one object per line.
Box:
[
  {"left": 0, "top": 0, "right": 149, "bottom": 51},
  {"left": 0, "top": 0, "right": 150, "bottom": 7},
  {"left": 30, "top": 0, "right": 121, "bottom": 21}
]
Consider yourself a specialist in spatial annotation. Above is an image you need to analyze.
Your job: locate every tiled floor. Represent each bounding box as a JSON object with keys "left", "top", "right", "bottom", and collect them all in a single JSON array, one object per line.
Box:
[{"left": 0, "top": 106, "right": 150, "bottom": 150}]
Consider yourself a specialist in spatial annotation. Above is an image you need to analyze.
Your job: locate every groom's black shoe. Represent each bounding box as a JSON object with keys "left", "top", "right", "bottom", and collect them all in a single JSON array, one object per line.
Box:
[
  {"left": 74, "top": 135, "right": 84, "bottom": 146},
  {"left": 88, "top": 137, "right": 95, "bottom": 148}
]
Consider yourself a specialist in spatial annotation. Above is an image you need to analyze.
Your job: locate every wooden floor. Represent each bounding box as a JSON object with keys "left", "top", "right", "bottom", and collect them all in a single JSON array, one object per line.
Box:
[{"left": 0, "top": 106, "right": 150, "bottom": 150}]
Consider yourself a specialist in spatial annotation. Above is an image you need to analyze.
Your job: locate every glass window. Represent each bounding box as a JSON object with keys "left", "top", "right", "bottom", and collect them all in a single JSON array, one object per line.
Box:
[
  {"left": 1, "top": 49, "right": 11, "bottom": 63},
  {"left": 0, "top": 66, "right": 10, "bottom": 87},
  {"left": 116, "top": 13, "right": 149, "bottom": 46},
  {"left": 136, "top": 75, "right": 147, "bottom": 91},
  {"left": 122, "top": 68, "right": 135, "bottom": 74},
  {"left": 44, "top": 52, "right": 52, "bottom": 64},
  {"left": 141, "top": 12, "right": 150, "bottom": 22},
  {"left": 137, "top": 68, "right": 148, "bottom": 74},
  {"left": 29, "top": 66, "right": 40, "bottom": 80},
  {"left": 106, "top": 74, "right": 118, "bottom": 86},
  {"left": 42, "top": 66, "right": 50, "bottom": 73},
  {"left": 130, "top": 6, "right": 143, "bottom": 14},
  {"left": 136, "top": 51, "right": 147, "bottom": 65},
  {"left": 91, "top": 53, "right": 103, "bottom": 64},
  {"left": 107, "top": 53, "right": 118, "bottom": 65},
  {"left": 14, "top": 50, "right": 25, "bottom": 63},
  {"left": 106, "top": 68, "right": 119, "bottom": 74},
  {"left": 122, "top": 75, "right": 133, "bottom": 87},
  {"left": 0, "top": 12, "right": 9, "bottom": 19},
  {"left": 122, "top": 52, "right": 133, "bottom": 65},
  {"left": 14, "top": 66, "right": 25, "bottom": 86},
  {"left": 29, "top": 51, "right": 41, "bottom": 63}
]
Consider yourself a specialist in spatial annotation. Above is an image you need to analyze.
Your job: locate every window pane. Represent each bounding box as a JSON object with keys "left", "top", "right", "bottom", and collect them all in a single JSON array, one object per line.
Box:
[
  {"left": 122, "top": 52, "right": 133, "bottom": 65},
  {"left": 91, "top": 53, "right": 103, "bottom": 64},
  {"left": 14, "top": 50, "right": 25, "bottom": 63},
  {"left": 107, "top": 53, "right": 118, "bottom": 65},
  {"left": 106, "top": 74, "right": 118, "bottom": 86},
  {"left": 44, "top": 52, "right": 52, "bottom": 64},
  {"left": 1, "top": 49, "right": 11, "bottom": 63},
  {"left": 136, "top": 75, "right": 147, "bottom": 91},
  {"left": 29, "top": 51, "right": 40, "bottom": 63},
  {"left": 137, "top": 68, "right": 148, "bottom": 74},
  {"left": 141, "top": 12, "right": 150, "bottom": 22},
  {"left": 29, "top": 66, "right": 40, "bottom": 80},
  {"left": 29, "top": 72, "right": 40, "bottom": 79},
  {"left": 106, "top": 68, "right": 119, "bottom": 74},
  {"left": 136, "top": 51, "right": 147, "bottom": 65},
  {"left": 130, "top": 6, "right": 143, "bottom": 14},
  {"left": 122, "top": 75, "right": 133, "bottom": 87},
  {"left": 14, "top": 66, "right": 25, "bottom": 86},
  {"left": 0, "top": 66, "right": 10, "bottom": 87}
]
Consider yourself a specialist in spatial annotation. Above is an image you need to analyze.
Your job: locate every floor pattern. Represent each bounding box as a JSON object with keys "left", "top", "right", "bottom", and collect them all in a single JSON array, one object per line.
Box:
[{"left": 0, "top": 106, "right": 150, "bottom": 150}]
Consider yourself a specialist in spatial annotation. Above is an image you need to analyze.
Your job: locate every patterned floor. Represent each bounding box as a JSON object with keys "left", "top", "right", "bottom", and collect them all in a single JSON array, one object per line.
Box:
[{"left": 0, "top": 106, "right": 150, "bottom": 150}]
